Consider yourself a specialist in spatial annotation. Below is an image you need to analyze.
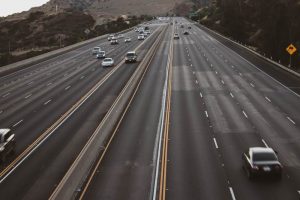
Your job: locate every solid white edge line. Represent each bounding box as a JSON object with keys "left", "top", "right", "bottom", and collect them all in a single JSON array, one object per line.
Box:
[
  {"left": 12, "top": 120, "right": 23, "bottom": 127},
  {"left": 242, "top": 110, "right": 248, "bottom": 118},
  {"left": 287, "top": 117, "right": 296, "bottom": 125},
  {"left": 262, "top": 139, "right": 269, "bottom": 147},
  {"left": 229, "top": 187, "right": 237, "bottom": 200},
  {"left": 213, "top": 138, "right": 219, "bottom": 149},
  {"left": 65, "top": 86, "right": 71, "bottom": 90}
]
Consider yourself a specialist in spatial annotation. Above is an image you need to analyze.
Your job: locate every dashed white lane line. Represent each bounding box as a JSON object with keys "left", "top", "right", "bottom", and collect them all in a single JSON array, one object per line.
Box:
[
  {"left": 25, "top": 94, "right": 32, "bottom": 99},
  {"left": 13, "top": 119, "right": 23, "bottom": 127},
  {"left": 262, "top": 139, "right": 269, "bottom": 147},
  {"left": 287, "top": 116, "right": 296, "bottom": 125},
  {"left": 195, "top": 80, "right": 198, "bottom": 84},
  {"left": 44, "top": 99, "right": 52, "bottom": 105},
  {"left": 193, "top": 71, "right": 195, "bottom": 75},
  {"left": 210, "top": 64, "right": 213, "bottom": 68},
  {"left": 215, "top": 71, "right": 218, "bottom": 74},
  {"left": 200, "top": 92, "right": 203, "bottom": 98},
  {"left": 230, "top": 92, "right": 234, "bottom": 98},
  {"left": 250, "top": 83, "right": 255, "bottom": 87},
  {"left": 27, "top": 81, "right": 34, "bottom": 85},
  {"left": 190, "top": 64, "right": 193, "bottom": 67},
  {"left": 80, "top": 76, "right": 85, "bottom": 79},
  {"left": 242, "top": 110, "right": 248, "bottom": 118},
  {"left": 65, "top": 86, "right": 71, "bottom": 90},
  {"left": 229, "top": 187, "right": 237, "bottom": 200},
  {"left": 205, "top": 111, "right": 209, "bottom": 118},
  {"left": 265, "top": 96, "right": 271, "bottom": 102},
  {"left": 231, "top": 65, "right": 235, "bottom": 69},
  {"left": 239, "top": 73, "right": 243, "bottom": 76},
  {"left": 213, "top": 138, "right": 219, "bottom": 149},
  {"left": 47, "top": 82, "right": 52, "bottom": 86},
  {"left": 2, "top": 93, "right": 10, "bottom": 97},
  {"left": 221, "top": 80, "right": 225, "bottom": 85}
]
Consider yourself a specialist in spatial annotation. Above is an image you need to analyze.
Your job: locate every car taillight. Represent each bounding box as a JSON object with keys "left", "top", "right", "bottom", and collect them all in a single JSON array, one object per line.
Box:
[{"left": 274, "top": 165, "right": 281, "bottom": 171}]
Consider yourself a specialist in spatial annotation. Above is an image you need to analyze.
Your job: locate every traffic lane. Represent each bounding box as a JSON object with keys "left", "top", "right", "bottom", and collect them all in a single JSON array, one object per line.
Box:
[
  {"left": 184, "top": 23, "right": 299, "bottom": 199},
  {"left": 82, "top": 27, "right": 170, "bottom": 200},
  {"left": 196, "top": 24, "right": 300, "bottom": 95},
  {"left": 190, "top": 27, "right": 300, "bottom": 188},
  {"left": 166, "top": 37, "right": 230, "bottom": 200},
  {"left": 0, "top": 33, "right": 136, "bottom": 105},
  {"left": 0, "top": 54, "right": 144, "bottom": 200},
  {"left": 0, "top": 29, "right": 160, "bottom": 171},
  {"left": 192, "top": 26, "right": 300, "bottom": 125},
  {"left": 0, "top": 34, "right": 143, "bottom": 120}
]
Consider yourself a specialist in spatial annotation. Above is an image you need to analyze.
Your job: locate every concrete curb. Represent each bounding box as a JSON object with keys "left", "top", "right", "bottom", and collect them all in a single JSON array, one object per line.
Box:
[
  {"left": 48, "top": 26, "right": 165, "bottom": 200},
  {"left": 196, "top": 23, "right": 300, "bottom": 78},
  {"left": 0, "top": 27, "right": 135, "bottom": 77}
]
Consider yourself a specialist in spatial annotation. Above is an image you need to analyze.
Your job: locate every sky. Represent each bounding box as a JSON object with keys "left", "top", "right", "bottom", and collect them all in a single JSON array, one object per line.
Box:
[{"left": 0, "top": 0, "right": 49, "bottom": 17}]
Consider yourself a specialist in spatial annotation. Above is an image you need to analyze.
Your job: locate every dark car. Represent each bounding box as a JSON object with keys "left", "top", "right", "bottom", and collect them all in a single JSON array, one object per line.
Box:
[
  {"left": 188, "top": 26, "right": 191, "bottom": 29},
  {"left": 242, "top": 147, "right": 282, "bottom": 180},
  {"left": 183, "top": 31, "right": 189, "bottom": 35}
]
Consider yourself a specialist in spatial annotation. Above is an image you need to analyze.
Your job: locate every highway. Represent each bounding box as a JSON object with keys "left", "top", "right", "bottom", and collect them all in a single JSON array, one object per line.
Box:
[{"left": 0, "top": 17, "right": 300, "bottom": 200}]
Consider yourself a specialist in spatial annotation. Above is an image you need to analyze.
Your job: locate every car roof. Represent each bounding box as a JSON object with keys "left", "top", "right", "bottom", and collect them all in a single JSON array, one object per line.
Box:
[
  {"left": 250, "top": 147, "right": 275, "bottom": 154},
  {"left": 127, "top": 51, "right": 136, "bottom": 54},
  {"left": 104, "top": 58, "right": 112, "bottom": 60},
  {"left": 0, "top": 129, "right": 11, "bottom": 135}
]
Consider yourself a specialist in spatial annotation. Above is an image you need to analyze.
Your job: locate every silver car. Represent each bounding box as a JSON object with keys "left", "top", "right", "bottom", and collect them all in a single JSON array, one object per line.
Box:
[{"left": 101, "top": 58, "right": 114, "bottom": 67}]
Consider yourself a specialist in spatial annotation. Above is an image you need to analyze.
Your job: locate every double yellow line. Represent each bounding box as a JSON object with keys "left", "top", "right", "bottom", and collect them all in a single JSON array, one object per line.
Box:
[{"left": 159, "top": 24, "right": 174, "bottom": 200}]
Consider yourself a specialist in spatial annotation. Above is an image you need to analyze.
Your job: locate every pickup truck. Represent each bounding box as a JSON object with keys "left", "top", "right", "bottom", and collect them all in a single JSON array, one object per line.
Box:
[{"left": 0, "top": 129, "right": 16, "bottom": 162}]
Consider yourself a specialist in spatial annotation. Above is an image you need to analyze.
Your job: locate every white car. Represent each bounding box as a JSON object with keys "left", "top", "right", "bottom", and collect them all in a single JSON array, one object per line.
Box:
[
  {"left": 107, "top": 34, "right": 114, "bottom": 41},
  {"left": 96, "top": 51, "right": 106, "bottom": 59},
  {"left": 101, "top": 58, "right": 114, "bottom": 67},
  {"left": 92, "top": 47, "right": 101, "bottom": 54},
  {"left": 124, "top": 37, "right": 131, "bottom": 43},
  {"left": 138, "top": 34, "right": 145, "bottom": 40}
]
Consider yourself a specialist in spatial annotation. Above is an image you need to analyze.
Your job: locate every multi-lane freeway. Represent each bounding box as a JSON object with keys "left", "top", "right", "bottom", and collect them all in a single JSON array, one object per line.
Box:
[{"left": 0, "top": 17, "right": 300, "bottom": 200}]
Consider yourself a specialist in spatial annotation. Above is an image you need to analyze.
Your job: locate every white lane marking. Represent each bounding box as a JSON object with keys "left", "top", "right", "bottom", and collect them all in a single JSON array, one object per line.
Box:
[
  {"left": 187, "top": 54, "right": 190, "bottom": 57},
  {"left": 250, "top": 83, "right": 255, "bottom": 87},
  {"left": 2, "top": 93, "right": 10, "bottom": 97},
  {"left": 65, "top": 86, "right": 71, "bottom": 90},
  {"left": 47, "top": 82, "right": 52, "bottom": 86},
  {"left": 297, "top": 190, "right": 300, "bottom": 195},
  {"left": 200, "top": 92, "right": 203, "bottom": 98},
  {"left": 13, "top": 120, "right": 23, "bottom": 127},
  {"left": 25, "top": 94, "right": 32, "bottom": 99},
  {"left": 205, "top": 111, "right": 209, "bottom": 118},
  {"left": 215, "top": 71, "right": 218, "bottom": 74},
  {"left": 64, "top": 73, "right": 68, "bottom": 77},
  {"left": 239, "top": 73, "right": 243, "bottom": 76},
  {"left": 0, "top": 110, "right": 3, "bottom": 114},
  {"left": 265, "top": 96, "right": 271, "bottom": 102},
  {"left": 193, "top": 71, "right": 195, "bottom": 75},
  {"left": 231, "top": 65, "right": 235, "bottom": 69},
  {"left": 242, "top": 110, "right": 248, "bottom": 118},
  {"left": 195, "top": 80, "right": 198, "bottom": 84},
  {"left": 230, "top": 92, "right": 234, "bottom": 98},
  {"left": 44, "top": 100, "right": 52, "bottom": 105},
  {"left": 27, "top": 81, "right": 34, "bottom": 85},
  {"left": 229, "top": 187, "right": 237, "bottom": 200},
  {"left": 213, "top": 138, "right": 219, "bottom": 149},
  {"left": 221, "top": 80, "right": 225, "bottom": 85},
  {"left": 287, "top": 117, "right": 296, "bottom": 125},
  {"left": 80, "top": 76, "right": 85, "bottom": 79},
  {"left": 190, "top": 64, "right": 193, "bottom": 67},
  {"left": 210, "top": 64, "right": 213, "bottom": 67},
  {"left": 262, "top": 139, "right": 269, "bottom": 147}
]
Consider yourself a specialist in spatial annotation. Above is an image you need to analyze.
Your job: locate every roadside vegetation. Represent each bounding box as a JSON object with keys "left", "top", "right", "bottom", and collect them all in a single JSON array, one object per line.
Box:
[
  {"left": 194, "top": 0, "right": 300, "bottom": 70},
  {"left": 0, "top": 9, "right": 151, "bottom": 67}
]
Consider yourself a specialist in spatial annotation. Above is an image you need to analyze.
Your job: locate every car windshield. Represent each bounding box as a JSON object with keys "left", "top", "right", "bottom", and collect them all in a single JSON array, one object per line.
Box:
[
  {"left": 127, "top": 53, "right": 135, "bottom": 57},
  {"left": 103, "top": 58, "right": 112, "bottom": 62},
  {"left": 253, "top": 152, "right": 277, "bottom": 162}
]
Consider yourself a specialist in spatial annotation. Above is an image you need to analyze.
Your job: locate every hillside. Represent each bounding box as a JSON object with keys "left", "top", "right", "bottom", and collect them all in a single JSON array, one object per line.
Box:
[
  {"left": 197, "top": 0, "right": 300, "bottom": 70},
  {"left": 6, "top": 0, "right": 191, "bottom": 23}
]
